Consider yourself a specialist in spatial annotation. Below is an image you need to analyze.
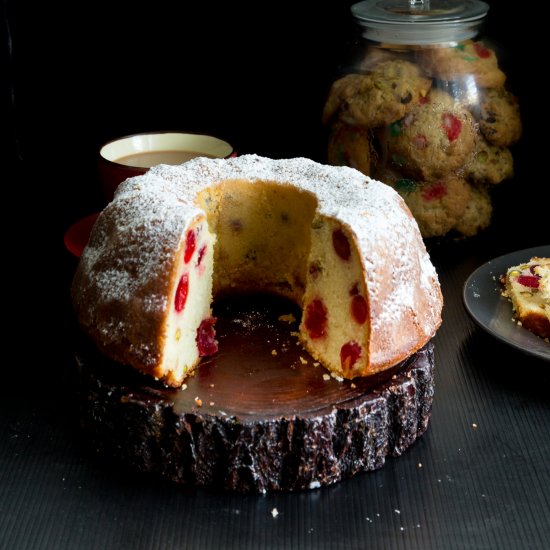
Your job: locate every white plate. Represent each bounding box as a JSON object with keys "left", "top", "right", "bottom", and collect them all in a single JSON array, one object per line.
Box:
[{"left": 463, "top": 245, "right": 550, "bottom": 361}]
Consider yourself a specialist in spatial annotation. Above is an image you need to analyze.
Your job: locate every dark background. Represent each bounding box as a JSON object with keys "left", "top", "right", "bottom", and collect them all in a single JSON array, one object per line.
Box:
[{"left": 3, "top": 0, "right": 543, "bottom": 214}]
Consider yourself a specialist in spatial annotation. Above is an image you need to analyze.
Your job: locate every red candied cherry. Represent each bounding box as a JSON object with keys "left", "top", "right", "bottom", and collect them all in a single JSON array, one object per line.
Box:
[
  {"left": 351, "top": 294, "right": 368, "bottom": 325},
  {"left": 174, "top": 273, "right": 189, "bottom": 312},
  {"left": 340, "top": 341, "right": 362, "bottom": 374},
  {"left": 441, "top": 113, "right": 462, "bottom": 142},
  {"left": 517, "top": 275, "right": 540, "bottom": 289},
  {"left": 421, "top": 182, "right": 447, "bottom": 201},
  {"left": 418, "top": 95, "right": 429, "bottom": 105},
  {"left": 473, "top": 42, "right": 491, "bottom": 59},
  {"left": 304, "top": 299, "right": 328, "bottom": 339},
  {"left": 184, "top": 229, "right": 196, "bottom": 264},
  {"left": 196, "top": 317, "right": 218, "bottom": 356},
  {"left": 197, "top": 245, "right": 207, "bottom": 267},
  {"left": 332, "top": 229, "right": 351, "bottom": 261}
]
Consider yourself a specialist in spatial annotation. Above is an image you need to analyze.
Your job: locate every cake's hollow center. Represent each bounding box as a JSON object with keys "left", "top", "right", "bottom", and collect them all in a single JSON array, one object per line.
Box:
[{"left": 198, "top": 180, "right": 319, "bottom": 303}]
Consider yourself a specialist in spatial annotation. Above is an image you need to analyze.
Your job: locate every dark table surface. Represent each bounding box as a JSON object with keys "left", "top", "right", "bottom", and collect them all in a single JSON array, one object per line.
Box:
[{"left": 2, "top": 181, "right": 549, "bottom": 550}]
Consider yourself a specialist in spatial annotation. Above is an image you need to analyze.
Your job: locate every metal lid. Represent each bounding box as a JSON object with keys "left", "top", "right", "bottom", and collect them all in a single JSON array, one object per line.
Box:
[{"left": 351, "top": 0, "right": 489, "bottom": 44}]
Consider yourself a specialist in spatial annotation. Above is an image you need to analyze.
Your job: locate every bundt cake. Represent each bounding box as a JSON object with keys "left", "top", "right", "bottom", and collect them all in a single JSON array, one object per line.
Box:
[
  {"left": 503, "top": 257, "right": 550, "bottom": 340},
  {"left": 72, "top": 155, "right": 443, "bottom": 387}
]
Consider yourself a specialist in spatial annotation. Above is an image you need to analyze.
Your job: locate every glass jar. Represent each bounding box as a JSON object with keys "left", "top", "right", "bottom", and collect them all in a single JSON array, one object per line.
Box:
[{"left": 323, "top": 0, "right": 521, "bottom": 239}]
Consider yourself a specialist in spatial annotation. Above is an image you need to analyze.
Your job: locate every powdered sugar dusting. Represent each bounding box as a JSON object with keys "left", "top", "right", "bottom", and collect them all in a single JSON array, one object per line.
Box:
[{"left": 86, "top": 181, "right": 201, "bottom": 305}]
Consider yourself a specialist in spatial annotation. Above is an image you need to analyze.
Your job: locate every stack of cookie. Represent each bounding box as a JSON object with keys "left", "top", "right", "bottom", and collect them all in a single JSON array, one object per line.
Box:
[{"left": 323, "top": 41, "right": 521, "bottom": 239}]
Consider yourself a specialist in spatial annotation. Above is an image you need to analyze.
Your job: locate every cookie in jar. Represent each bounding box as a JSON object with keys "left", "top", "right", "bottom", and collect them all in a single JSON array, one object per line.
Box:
[{"left": 323, "top": 0, "right": 521, "bottom": 240}]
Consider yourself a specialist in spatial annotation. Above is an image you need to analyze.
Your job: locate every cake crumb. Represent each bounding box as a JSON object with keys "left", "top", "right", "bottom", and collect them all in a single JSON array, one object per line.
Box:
[
  {"left": 290, "top": 331, "right": 300, "bottom": 337},
  {"left": 418, "top": 463, "right": 423, "bottom": 468},
  {"left": 308, "top": 481, "right": 321, "bottom": 489},
  {"left": 322, "top": 374, "right": 331, "bottom": 381},
  {"left": 209, "top": 383, "right": 215, "bottom": 388},
  {"left": 472, "top": 423, "right": 478, "bottom": 429},
  {"left": 278, "top": 313, "right": 296, "bottom": 324},
  {"left": 331, "top": 372, "right": 344, "bottom": 382},
  {"left": 194, "top": 397, "right": 203, "bottom": 407},
  {"left": 271, "top": 507, "right": 279, "bottom": 518},
  {"left": 271, "top": 349, "right": 278, "bottom": 356},
  {"left": 350, "top": 383, "right": 357, "bottom": 389},
  {"left": 299, "top": 356, "right": 308, "bottom": 365},
  {"left": 313, "top": 362, "right": 320, "bottom": 367},
  {"left": 209, "top": 401, "right": 215, "bottom": 407},
  {"left": 181, "top": 384, "right": 188, "bottom": 391}
]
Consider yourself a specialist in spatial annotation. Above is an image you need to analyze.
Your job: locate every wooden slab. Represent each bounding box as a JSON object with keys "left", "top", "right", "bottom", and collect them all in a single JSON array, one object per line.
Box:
[{"left": 77, "top": 294, "right": 435, "bottom": 493}]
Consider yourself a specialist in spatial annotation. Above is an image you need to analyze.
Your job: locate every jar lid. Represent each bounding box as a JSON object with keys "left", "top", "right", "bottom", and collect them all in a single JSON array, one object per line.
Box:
[{"left": 351, "top": 0, "right": 489, "bottom": 45}]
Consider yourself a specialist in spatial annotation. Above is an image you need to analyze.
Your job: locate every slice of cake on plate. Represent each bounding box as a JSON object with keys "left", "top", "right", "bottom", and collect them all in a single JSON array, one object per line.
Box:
[{"left": 502, "top": 257, "right": 550, "bottom": 340}]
